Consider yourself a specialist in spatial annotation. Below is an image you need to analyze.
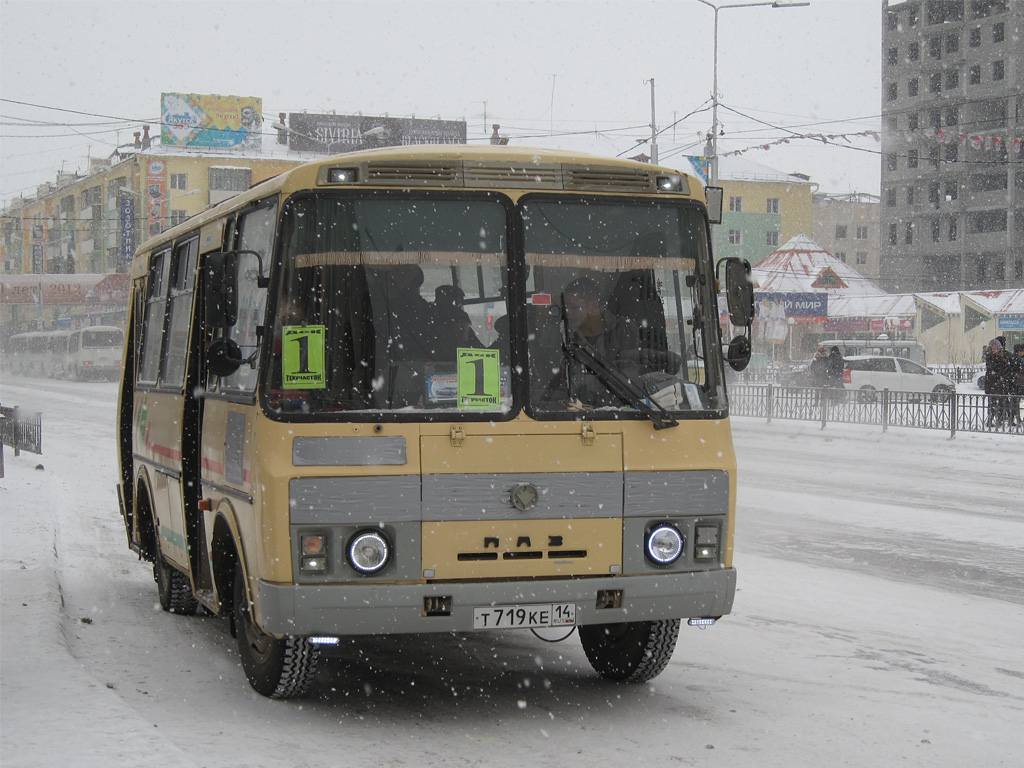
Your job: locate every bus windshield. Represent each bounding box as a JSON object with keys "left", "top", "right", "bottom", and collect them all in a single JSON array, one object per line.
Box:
[
  {"left": 267, "top": 192, "right": 723, "bottom": 419},
  {"left": 268, "top": 193, "right": 511, "bottom": 415},
  {"left": 521, "top": 198, "right": 720, "bottom": 416}
]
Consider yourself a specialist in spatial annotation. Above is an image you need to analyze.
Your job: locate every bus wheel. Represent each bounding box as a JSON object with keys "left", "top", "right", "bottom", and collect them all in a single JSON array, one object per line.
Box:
[
  {"left": 579, "top": 619, "right": 680, "bottom": 683},
  {"left": 153, "top": 539, "right": 199, "bottom": 616},
  {"left": 233, "top": 563, "right": 318, "bottom": 699}
]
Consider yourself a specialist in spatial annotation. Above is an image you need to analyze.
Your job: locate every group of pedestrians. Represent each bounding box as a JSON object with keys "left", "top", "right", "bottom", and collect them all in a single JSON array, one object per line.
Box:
[
  {"left": 807, "top": 345, "right": 846, "bottom": 400},
  {"left": 983, "top": 336, "right": 1024, "bottom": 427}
]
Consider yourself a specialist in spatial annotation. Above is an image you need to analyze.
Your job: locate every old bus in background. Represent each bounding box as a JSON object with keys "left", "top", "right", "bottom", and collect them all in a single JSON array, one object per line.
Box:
[
  {"left": 116, "top": 145, "right": 754, "bottom": 698},
  {"left": 6, "top": 326, "right": 123, "bottom": 380}
]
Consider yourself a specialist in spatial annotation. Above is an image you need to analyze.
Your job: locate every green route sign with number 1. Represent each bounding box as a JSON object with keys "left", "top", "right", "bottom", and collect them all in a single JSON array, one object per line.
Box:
[
  {"left": 457, "top": 348, "right": 500, "bottom": 408},
  {"left": 282, "top": 325, "right": 326, "bottom": 389}
]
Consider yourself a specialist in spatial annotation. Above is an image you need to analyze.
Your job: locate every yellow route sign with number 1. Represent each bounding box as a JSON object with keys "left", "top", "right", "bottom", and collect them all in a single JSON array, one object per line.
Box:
[
  {"left": 457, "top": 348, "right": 500, "bottom": 408},
  {"left": 281, "top": 325, "right": 326, "bottom": 389}
]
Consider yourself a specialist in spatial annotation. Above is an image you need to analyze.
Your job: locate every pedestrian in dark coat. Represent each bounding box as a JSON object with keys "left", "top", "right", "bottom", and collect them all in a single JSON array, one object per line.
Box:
[
  {"left": 984, "top": 338, "right": 1014, "bottom": 426},
  {"left": 825, "top": 345, "right": 845, "bottom": 401}
]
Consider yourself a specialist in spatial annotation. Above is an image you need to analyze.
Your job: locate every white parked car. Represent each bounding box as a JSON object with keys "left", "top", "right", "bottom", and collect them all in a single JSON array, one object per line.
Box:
[{"left": 842, "top": 355, "right": 955, "bottom": 402}]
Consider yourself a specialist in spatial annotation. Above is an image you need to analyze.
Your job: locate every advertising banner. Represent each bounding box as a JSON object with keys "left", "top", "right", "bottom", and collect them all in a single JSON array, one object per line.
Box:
[
  {"left": 682, "top": 156, "right": 709, "bottom": 185},
  {"left": 754, "top": 292, "right": 828, "bottom": 323},
  {"left": 161, "top": 93, "right": 263, "bottom": 150},
  {"left": 120, "top": 195, "right": 135, "bottom": 266},
  {"left": 824, "top": 316, "right": 915, "bottom": 333},
  {"left": 286, "top": 113, "right": 466, "bottom": 154},
  {"left": 0, "top": 275, "right": 123, "bottom": 305},
  {"left": 998, "top": 316, "right": 1024, "bottom": 330},
  {"left": 145, "top": 159, "right": 167, "bottom": 239}
]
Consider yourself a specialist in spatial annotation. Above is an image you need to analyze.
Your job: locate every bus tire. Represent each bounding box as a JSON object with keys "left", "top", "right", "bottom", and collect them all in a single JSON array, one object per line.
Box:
[
  {"left": 233, "top": 563, "right": 318, "bottom": 699},
  {"left": 579, "top": 619, "right": 680, "bottom": 683},
  {"left": 154, "top": 538, "right": 199, "bottom": 616}
]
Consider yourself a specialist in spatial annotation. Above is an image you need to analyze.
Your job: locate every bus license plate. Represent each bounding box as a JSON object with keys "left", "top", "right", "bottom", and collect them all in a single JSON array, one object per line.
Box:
[{"left": 473, "top": 602, "right": 576, "bottom": 630}]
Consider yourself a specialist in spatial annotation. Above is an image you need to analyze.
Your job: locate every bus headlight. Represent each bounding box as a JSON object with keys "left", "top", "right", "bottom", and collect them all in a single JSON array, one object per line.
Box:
[
  {"left": 347, "top": 530, "right": 392, "bottom": 574},
  {"left": 645, "top": 523, "right": 684, "bottom": 566}
]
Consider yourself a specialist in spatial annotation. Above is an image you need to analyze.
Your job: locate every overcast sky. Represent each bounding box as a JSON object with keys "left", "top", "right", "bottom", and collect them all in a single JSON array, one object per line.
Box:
[{"left": 1, "top": 0, "right": 882, "bottom": 208}]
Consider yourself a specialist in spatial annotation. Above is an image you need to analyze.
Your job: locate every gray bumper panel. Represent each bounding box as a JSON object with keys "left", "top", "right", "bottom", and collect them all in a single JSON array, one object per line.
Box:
[{"left": 257, "top": 568, "right": 736, "bottom": 636}]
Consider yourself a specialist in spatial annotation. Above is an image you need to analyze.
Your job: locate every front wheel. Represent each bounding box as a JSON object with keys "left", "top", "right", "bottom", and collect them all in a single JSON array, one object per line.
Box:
[
  {"left": 931, "top": 384, "right": 954, "bottom": 403},
  {"left": 579, "top": 619, "right": 680, "bottom": 682},
  {"left": 233, "top": 563, "right": 318, "bottom": 699}
]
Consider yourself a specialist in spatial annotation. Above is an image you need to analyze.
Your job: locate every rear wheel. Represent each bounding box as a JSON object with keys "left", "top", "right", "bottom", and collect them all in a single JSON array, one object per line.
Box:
[
  {"left": 857, "top": 385, "right": 877, "bottom": 403},
  {"left": 152, "top": 519, "right": 198, "bottom": 615},
  {"left": 579, "top": 619, "right": 680, "bottom": 682},
  {"left": 233, "top": 563, "right": 318, "bottom": 698}
]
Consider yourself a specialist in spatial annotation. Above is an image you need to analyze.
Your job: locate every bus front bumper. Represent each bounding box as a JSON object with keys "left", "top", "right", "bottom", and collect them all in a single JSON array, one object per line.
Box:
[{"left": 256, "top": 568, "right": 736, "bottom": 636}]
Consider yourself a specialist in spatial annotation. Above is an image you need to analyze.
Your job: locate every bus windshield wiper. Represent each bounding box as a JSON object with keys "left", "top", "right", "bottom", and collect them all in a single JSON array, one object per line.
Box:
[{"left": 564, "top": 334, "right": 679, "bottom": 430}]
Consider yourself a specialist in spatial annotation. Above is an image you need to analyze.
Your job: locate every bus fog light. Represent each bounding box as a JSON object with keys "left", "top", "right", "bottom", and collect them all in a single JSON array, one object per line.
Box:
[
  {"left": 301, "top": 556, "right": 328, "bottom": 572},
  {"left": 347, "top": 530, "right": 392, "bottom": 574},
  {"left": 694, "top": 525, "right": 720, "bottom": 561},
  {"left": 645, "top": 523, "right": 684, "bottom": 565}
]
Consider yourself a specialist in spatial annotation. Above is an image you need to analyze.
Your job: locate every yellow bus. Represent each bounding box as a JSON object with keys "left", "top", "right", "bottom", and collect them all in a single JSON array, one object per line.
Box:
[{"left": 116, "top": 145, "right": 754, "bottom": 698}]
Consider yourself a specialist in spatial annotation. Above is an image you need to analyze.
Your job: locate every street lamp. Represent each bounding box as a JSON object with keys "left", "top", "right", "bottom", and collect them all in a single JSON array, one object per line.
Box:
[{"left": 696, "top": 0, "right": 809, "bottom": 188}]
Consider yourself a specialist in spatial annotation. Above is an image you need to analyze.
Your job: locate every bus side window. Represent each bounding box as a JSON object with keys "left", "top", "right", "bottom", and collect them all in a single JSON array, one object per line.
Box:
[
  {"left": 214, "top": 200, "right": 277, "bottom": 394},
  {"left": 138, "top": 250, "right": 171, "bottom": 386}
]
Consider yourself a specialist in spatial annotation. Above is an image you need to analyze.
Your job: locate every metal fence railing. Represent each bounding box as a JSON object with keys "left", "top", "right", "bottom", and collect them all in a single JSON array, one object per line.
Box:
[
  {"left": 0, "top": 404, "right": 43, "bottom": 478},
  {"left": 729, "top": 384, "right": 1023, "bottom": 437}
]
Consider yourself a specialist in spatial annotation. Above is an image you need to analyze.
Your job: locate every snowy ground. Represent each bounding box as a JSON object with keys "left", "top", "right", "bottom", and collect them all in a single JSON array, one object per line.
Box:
[{"left": 1, "top": 376, "right": 1021, "bottom": 767}]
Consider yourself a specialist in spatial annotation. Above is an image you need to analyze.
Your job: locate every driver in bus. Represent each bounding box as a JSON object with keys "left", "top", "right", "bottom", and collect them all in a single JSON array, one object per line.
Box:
[{"left": 562, "top": 277, "right": 642, "bottom": 406}]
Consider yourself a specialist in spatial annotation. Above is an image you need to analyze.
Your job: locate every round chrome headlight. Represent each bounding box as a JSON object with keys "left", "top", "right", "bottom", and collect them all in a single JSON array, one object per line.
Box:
[
  {"left": 347, "top": 530, "right": 392, "bottom": 574},
  {"left": 645, "top": 523, "right": 684, "bottom": 566}
]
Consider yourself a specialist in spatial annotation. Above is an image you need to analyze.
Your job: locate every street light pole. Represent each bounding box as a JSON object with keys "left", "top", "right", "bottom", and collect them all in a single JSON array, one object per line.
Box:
[{"left": 696, "top": 0, "right": 810, "bottom": 188}]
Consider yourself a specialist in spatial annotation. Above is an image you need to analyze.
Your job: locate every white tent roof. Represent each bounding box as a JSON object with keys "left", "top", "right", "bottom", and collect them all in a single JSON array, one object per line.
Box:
[{"left": 751, "top": 234, "right": 886, "bottom": 296}]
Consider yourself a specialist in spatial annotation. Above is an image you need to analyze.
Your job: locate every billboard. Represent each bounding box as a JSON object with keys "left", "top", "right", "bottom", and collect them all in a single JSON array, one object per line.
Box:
[
  {"left": 286, "top": 113, "right": 466, "bottom": 154},
  {"left": 161, "top": 93, "right": 263, "bottom": 150}
]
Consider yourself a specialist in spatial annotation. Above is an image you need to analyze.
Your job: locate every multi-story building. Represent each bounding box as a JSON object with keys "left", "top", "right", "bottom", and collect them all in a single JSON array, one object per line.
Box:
[
  {"left": 880, "top": 0, "right": 1023, "bottom": 293},
  {"left": 716, "top": 157, "right": 815, "bottom": 266},
  {"left": 1, "top": 130, "right": 305, "bottom": 334},
  {"left": 812, "top": 193, "right": 882, "bottom": 282}
]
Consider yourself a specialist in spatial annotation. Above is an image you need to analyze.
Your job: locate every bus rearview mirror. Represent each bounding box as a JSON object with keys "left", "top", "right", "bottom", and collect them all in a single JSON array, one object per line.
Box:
[
  {"left": 723, "top": 257, "right": 754, "bottom": 328},
  {"left": 705, "top": 186, "right": 723, "bottom": 225}
]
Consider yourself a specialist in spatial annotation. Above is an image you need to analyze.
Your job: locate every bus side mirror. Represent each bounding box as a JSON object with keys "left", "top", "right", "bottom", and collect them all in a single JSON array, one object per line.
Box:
[
  {"left": 206, "top": 337, "right": 244, "bottom": 378},
  {"left": 723, "top": 257, "right": 754, "bottom": 327},
  {"left": 204, "top": 252, "right": 238, "bottom": 328},
  {"left": 705, "top": 186, "right": 723, "bottom": 225}
]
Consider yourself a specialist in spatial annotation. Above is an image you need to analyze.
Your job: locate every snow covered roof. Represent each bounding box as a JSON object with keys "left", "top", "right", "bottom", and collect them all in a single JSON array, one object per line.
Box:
[
  {"left": 961, "top": 288, "right": 1024, "bottom": 316},
  {"left": 751, "top": 234, "right": 886, "bottom": 296},
  {"left": 828, "top": 293, "right": 917, "bottom": 318},
  {"left": 915, "top": 292, "right": 963, "bottom": 316},
  {"left": 718, "top": 156, "right": 814, "bottom": 185}
]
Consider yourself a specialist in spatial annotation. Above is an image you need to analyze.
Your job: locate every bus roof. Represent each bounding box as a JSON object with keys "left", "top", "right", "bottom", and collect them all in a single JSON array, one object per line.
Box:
[{"left": 130, "top": 144, "right": 704, "bottom": 275}]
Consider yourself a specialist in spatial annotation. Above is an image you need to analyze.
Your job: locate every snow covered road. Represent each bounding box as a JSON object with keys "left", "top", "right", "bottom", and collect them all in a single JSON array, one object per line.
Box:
[{"left": 1, "top": 378, "right": 1021, "bottom": 767}]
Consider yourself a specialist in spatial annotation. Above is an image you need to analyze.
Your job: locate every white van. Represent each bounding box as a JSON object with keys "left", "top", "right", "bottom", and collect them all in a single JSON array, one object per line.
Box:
[{"left": 843, "top": 355, "right": 954, "bottom": 402}]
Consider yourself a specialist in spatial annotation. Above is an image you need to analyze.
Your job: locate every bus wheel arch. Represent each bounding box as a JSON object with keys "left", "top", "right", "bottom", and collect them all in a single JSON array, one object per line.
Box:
[
  {"left": 210, "top": 512, "right": 241, "bottom": 620},
  {"left": 134, "top": 472, "right": 158, "bottom": 563}
]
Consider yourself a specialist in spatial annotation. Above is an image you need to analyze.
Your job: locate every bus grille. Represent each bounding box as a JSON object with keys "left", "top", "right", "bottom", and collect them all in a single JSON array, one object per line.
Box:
[
  {"left": 463, "top": 163, "right": 562, "bottom": 189},
  {"left": 365, "top": 162, "right": 463, "bottom": 185},
  {"left": 563, "top": 166, "right": 655, "bottom": 192}
]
